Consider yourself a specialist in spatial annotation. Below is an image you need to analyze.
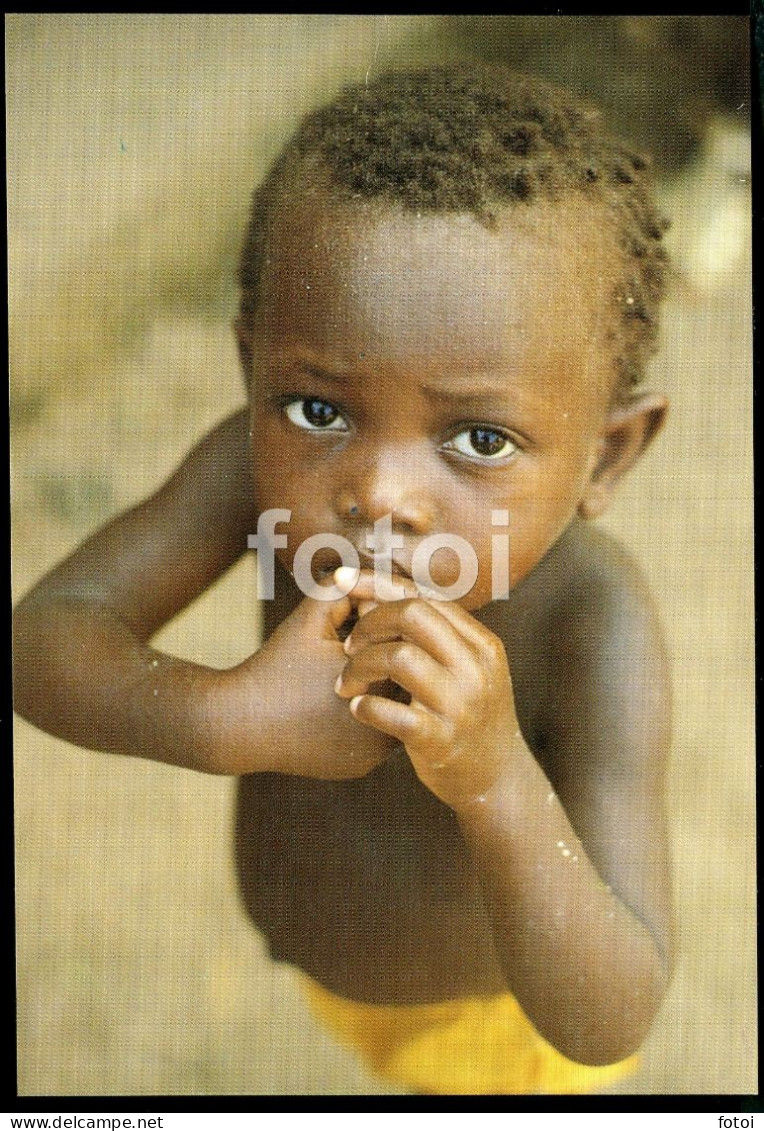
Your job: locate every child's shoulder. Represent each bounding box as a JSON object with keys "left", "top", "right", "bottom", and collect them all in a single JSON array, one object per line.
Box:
[
  {"left": 480, "top": 519, "right": 670, "bottom": 768},
  {"left": 540, "top": 519, "right": 663, "bottom": 625},
  {"left": 501, "top": 518, "right": 665, "bottom": 646}
]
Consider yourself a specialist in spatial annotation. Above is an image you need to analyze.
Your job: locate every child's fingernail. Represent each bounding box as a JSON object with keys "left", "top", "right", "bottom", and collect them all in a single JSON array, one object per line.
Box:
[
  {"left": 334, "top": 566, "right": 360, "bottom": 589},
  {"left": 343, "top": 635, "right": 353, "bottom": 654},
  {"left": 349, "top": 695, "right": 364, "bottom": 713},
  {"left": 334, "top": 674, "right": 344, "bottom": 694}
]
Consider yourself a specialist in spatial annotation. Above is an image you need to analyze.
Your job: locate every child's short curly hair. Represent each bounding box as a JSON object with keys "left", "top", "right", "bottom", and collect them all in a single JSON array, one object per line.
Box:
[{"left": 240, "top": 65, "right": 670, "bottom": 401}]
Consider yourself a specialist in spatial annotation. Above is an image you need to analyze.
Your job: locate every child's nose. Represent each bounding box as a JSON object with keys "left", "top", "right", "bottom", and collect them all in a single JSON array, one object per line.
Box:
[{"left": 335, "top": 446, "right": 438, "bottom": 533}]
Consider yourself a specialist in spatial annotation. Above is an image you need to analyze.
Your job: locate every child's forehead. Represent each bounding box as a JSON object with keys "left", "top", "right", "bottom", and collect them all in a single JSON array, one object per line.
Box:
[
  {"left": 268, "top": 191, "right": 618, "bottom": 294},
  {"left": 264, "top": 192, "right": 620, "bottom": 346},
  {"left": 257, "top": 193, "right": 620, "bottom": 409}
]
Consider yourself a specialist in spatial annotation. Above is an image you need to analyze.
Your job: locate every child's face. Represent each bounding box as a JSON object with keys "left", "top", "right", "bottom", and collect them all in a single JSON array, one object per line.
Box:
[{"left": 244, "top": 195, "right": 621, "bottom": 610}]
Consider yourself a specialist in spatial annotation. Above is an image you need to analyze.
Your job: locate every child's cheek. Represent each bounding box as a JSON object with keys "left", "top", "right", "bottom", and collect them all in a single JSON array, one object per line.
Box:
[{"left": 425, "top": 546, "right": 467, "bottom": 591}]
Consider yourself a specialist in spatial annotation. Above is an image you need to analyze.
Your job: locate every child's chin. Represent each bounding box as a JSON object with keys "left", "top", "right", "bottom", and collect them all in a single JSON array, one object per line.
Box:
[{"left": 459, "top": 594, "right": 493, "bottom": 614}]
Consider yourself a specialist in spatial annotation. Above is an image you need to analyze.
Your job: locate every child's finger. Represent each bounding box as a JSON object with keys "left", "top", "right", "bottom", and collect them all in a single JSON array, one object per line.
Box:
[
  {"left": 302, "top": 589, "right": 354, "bottom": 641},
  {"left": 413, "top": 592, "right": 503, "bottom": 655},
  {"left": 348, "top": 692, "right": 444, "bottom": 749},
  {"left": 333, "top": 568, "right": 506, "bottom": 668},
  {"left": 334, "top": 567, "right": 419, "bottom": 604},
  {"left": 336, "top": 640, "right": 456, "bottom": 716},
  {"left": 344, "top": 597, "right": 471, "bottom": 670},
  {"left": 334, "top": 567, "right": 496, "bottom": 653}
]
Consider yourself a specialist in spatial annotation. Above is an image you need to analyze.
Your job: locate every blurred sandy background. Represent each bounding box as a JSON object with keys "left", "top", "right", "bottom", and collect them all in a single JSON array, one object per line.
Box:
[{"left": 8, "top": 14, "right": 755, "bottom": 1096}]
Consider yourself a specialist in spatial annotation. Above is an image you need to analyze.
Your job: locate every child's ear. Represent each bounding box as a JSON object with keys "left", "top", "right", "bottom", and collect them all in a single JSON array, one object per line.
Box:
[{"left": 578, "top": 394, "right": 668, "bottom": 520}]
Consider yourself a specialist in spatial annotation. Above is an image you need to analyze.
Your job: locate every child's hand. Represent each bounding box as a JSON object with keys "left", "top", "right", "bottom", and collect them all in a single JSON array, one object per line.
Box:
[
  {"left": 215, "top": 580, "right": 396, "bottom": 778},
  {"left": 335, "top": 571, "right": 522, "bottom": 808}
]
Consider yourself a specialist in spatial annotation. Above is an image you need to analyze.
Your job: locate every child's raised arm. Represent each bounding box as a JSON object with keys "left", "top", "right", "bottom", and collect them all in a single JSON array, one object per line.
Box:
[
  {"left": 14, "top": 410, "right": 394, "bottom": 778},
  {"left": 13, "top": 409, "right": 256, "bottom": 770}
]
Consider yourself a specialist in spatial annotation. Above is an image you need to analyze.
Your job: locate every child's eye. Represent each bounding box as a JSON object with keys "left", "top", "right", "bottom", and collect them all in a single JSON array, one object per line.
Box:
[
  {"left": 443, "top": 426, "right": 517, "bottom": 461},
  {"left": 283, "top": 398, "right": 349, "bottom": 432}
]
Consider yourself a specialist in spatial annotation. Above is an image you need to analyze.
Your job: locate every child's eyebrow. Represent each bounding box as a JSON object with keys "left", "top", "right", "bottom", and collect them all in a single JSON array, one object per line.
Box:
[
  {"left": 420, "top": 381, "right": 511, "bottom": 409},
  {"left": 287, "top": 361, "right": 349, "bottom": 386},
  {"left": 274, "top": 358, "right": 515, "bottom": 414}
]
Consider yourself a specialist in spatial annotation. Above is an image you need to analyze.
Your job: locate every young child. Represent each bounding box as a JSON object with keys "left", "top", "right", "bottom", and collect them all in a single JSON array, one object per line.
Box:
[{"left": 13, "top": 65, "right": 673, "bottom": 1095}]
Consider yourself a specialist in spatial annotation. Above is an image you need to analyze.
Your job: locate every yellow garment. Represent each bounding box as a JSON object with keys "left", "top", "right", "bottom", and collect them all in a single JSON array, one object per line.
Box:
[{"left": 304, "top": 979, "right": 639, "bottom": 1095}]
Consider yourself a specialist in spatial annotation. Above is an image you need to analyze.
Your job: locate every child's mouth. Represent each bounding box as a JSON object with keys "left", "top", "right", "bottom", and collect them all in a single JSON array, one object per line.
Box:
[
  {"left": 357, "top": 551, "right": 411, "bottom": 579},
  {"left": 314, "top": 553, "right": 412, "bottom": 582}
]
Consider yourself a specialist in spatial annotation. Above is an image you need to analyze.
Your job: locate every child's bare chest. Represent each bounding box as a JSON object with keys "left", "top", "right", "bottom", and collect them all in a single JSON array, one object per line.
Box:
[
  {"left": 234, "top": 753, "right": 508, "bottom": 1002},
  {"left": 233, "top": 539, "right": 591, "bottom": 1002}
]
